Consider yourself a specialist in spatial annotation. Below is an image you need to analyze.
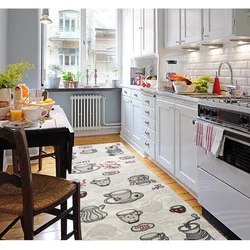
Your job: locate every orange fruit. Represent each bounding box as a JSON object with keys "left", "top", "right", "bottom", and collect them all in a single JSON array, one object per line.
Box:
[
  {"left": 44, "top": 98, "right": 54, "bottom": 103},
  {"left": 36, "top": 101, "right": 44, "bottom": 104}
]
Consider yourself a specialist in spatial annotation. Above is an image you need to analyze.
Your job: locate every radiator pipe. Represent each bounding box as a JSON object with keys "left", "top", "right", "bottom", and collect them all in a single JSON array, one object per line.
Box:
[{"left": 102, "top": 97, "right": 121, "bottom": 127}]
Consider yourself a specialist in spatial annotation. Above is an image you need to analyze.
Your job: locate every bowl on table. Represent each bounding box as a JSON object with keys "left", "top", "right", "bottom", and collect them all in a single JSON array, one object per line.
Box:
[
  {"left": 29, "top": 101, "right": 55, "bottom": 114},
  {"left": 0, "top": 106, "right": 10, "bottom": 120}
]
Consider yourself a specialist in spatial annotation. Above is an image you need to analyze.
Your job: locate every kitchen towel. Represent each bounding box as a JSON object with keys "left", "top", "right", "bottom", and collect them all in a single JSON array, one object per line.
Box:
[{"left": 194, "top": 121, "right": 224, "bottom": 157}]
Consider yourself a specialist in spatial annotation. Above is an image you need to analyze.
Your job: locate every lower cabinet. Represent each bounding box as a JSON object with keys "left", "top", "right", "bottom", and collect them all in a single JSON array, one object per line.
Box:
[
  {"left": 155, "top": 97, "right": 198, "bottom": 194},
  {"left": 121, "top": 87, "right": 142, "bottom": 149},
  {"left": 155, "top": 99, "right": 175, "bottom": 174},
  {"left": 174, "top": 103, "right": 197, "bottom": 193}
]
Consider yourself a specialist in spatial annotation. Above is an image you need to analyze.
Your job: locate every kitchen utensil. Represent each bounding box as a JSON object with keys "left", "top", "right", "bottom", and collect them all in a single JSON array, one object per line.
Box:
[{"left": 212, "top": 71, "right": 221, "bottom": 94}]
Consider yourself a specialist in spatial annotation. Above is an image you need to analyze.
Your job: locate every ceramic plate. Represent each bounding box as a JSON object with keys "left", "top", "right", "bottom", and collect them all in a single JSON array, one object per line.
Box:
[{"left": 2, "top": 120, "right": 34, "bottom": 129}]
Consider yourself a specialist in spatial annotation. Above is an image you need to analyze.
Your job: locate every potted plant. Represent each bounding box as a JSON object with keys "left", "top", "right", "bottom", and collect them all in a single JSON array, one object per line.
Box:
[
  {"left": 111, "top": 66, "right": 119, "bottom": 87},
  {"left": 48, "top": 64, "right": 63, "bottom": 88},
  {"left": 62, "top": 71, "right": 74, "bottom": 88},
  {"left": 0, "top": 60, "right": 34, "bottom": 103}
]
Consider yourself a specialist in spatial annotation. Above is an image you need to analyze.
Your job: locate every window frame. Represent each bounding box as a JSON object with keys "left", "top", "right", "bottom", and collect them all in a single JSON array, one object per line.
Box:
[{"left": 41, "top": 8, "right": 121, "bottom": 87}]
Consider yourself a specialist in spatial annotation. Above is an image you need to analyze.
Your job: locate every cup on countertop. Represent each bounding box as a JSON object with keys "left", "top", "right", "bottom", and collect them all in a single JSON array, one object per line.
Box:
[{"left": 21, "top": 106, "right": 48, "bottom": 121}]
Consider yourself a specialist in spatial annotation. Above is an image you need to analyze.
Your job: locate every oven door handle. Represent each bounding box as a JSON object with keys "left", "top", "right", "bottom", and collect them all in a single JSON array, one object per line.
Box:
[{"left": 225, "top": 135, "right": 250, "bottom": 147}]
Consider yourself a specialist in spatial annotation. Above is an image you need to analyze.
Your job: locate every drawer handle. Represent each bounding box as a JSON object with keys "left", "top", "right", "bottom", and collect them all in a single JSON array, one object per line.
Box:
[
  {"left": 145, "top": 120, "right": 149, "bottom": 125},
  {"left": 145, "top": 100, "right": 150, "bottom": 103},
  {"left": 124, "top": 90, "right": 127, "bottom": 94},
  {"left": 134, "top": 93, "right": 138, "bottom": 97},
  {"left": 204, "top": 34, "right": 209, "bottom": 38},
  {"left": 145, "top": 141, "right": 150, "bottom": 146},
  {"left": 145, "top": 110, "right": 150, "bottom": 114},
  {"left": 145, "top": 130, "right": 149, "bottom": 135}
]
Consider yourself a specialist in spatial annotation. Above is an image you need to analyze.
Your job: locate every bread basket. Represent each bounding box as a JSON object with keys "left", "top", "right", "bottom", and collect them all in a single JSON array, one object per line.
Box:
[{"left": 173, "top": 82, "right": 196, "bottom": 93}]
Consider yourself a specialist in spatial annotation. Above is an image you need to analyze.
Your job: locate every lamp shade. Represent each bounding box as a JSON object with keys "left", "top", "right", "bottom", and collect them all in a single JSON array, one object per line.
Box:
[{"left": 40, "top": 9, "right": 53, "bottom": 24}]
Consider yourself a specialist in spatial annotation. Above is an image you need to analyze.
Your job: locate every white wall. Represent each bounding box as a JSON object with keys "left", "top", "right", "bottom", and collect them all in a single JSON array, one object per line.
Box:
[
  {"left": 0, "top": 9, "right": 8, "bottom": 71},
  {"left": 7, "top": 9, "right": 41, "bottom": 89}
]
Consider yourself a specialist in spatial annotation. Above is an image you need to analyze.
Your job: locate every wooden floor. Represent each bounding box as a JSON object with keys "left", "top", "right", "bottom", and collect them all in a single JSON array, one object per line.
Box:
[{"left": 0, "top": 134, "right": 201, "bottom": 240}]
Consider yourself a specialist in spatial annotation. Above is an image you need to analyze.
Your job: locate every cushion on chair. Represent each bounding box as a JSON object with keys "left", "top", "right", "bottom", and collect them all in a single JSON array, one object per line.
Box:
[{"left": 0, "top": 174, "right": 76, "bottom": 215}]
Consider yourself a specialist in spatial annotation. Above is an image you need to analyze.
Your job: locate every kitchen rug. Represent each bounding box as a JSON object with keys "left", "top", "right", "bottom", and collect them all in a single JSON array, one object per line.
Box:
[{"left": 67, "top": 142, "right": 226, "bottom": 240}]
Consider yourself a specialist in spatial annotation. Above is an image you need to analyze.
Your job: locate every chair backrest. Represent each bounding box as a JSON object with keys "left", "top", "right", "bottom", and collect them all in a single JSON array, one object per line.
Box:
[{"left": 0, "top": 127, "right": 34, "bottom": 217}]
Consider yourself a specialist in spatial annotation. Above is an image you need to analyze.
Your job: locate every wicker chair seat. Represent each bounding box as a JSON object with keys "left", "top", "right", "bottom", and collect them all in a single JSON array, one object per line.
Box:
[{"left": 0, "top": 174, "right": 76, "bottom": 215}]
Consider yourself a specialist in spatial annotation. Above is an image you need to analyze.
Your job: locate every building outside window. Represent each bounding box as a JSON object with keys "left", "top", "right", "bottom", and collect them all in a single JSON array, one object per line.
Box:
[{"left": 42, "top": 8, "right": 117, "bottom": 86}]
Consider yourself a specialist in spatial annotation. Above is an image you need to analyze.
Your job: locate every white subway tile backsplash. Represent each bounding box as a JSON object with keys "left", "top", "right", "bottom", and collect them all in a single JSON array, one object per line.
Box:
[
  {"left": 163, "top": 44, "right": 250, "bottom": 86},
  {"left": 235, "top": 61, "right": 248, "bottom": 68},
  {"left": 233, "top": 69, "right": 241, "bottom": 77},
  {"left": 230, "top": 54, "right": 242, "bottom": 61},
  {"left": 235, "top": 78, "right": 248, "bottom": 86},
  {"left": 241, "top": 53, "right": 250, "bottom": 60},
  {"left": 241, "top": 70, "right": 248, "bottom": 77},
  {"left": 209, "top": 55, "right": 219, "bottom": 62},
  {"left": 218, "top": 54, "right": 230, "bottom": 61}
]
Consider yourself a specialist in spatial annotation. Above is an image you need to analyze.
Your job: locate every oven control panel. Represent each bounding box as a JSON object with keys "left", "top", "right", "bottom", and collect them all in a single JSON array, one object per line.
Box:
[{"left": 198, "top": 105, "right": 250, "bottom": 130}]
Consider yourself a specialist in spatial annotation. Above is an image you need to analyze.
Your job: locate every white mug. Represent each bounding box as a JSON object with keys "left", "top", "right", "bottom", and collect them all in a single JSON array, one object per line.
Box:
[{"left": 22, "top": 106, "right": 48, "bottom": 121}]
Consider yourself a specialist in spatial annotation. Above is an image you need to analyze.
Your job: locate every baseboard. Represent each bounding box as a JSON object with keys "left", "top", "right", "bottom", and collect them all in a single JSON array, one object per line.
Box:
[
  {"left": 75, "top": 127, "right": 121, "bottom": 137},
  {"left": 119, "top": 132, "right": 146, "bottom": 158}
]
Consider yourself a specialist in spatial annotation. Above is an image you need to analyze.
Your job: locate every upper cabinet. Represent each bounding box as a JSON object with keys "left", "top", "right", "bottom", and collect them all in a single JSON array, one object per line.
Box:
[
  {"left": 164, "top": 9, "right": 202, "bottom": 48},
  {"left": 203, "top": 9, "right": 250, "bottom": 41},
  {"left": 132, "top": 9, "right": 156, "bottom": 57},
  {"left": 203, "top": 9, "right": 233, "bottom": 40},
  {"left": 181, "top": 9, "right": 202, "bottom": 44}
]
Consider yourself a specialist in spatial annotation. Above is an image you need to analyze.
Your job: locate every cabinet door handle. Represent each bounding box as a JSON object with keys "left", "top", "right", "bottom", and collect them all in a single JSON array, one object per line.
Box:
[
  {"left": 176, "top": 41, "right": 180, "bottom": 43},
  {"left": 204, "top": 35, "right": 209, "bottom": 38},
  {"left": 145, "top": 130, "right": 149, "bottom": 135},
  {"left": 134, "top": 93, "right": 138, "bottom": 97},
  {"left": 145, "top": 141, "right": 150, "bottom": 146},
  {"left": 145, "top": 120, "right": 149, "bottom": 125},
  {"left": 145, "top": 110, "right": 150, "bottom": 114},
  {"left": 192, "top": 120, "right": 196, "bottom": 125},
  {"left": 181, "top": 40, "right": 185, "bottom": 43},
  {"left": 145, "top": 100, "right": 150, "bottom": 103},
  {"left": 169, "top": 106, "right": 174, "bottom": 110},
  {"left": 124, "top": 90, "right": 127, "bottom": 94}
]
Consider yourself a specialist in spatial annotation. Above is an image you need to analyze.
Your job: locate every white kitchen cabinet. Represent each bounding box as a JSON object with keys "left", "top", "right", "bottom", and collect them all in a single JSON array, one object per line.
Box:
[
  {"left": 155, "top": 97, "right": 198, "bottom": 194},
  {"left": 175, "top": 103, "right": 197, "bottom": 193},
  {"left": 203, "top": 9, "right": 250, "bottom": 41},
  {"left": 121, "top": 87, "right": 142, "bottom": 151},
  {"left": 141, "top": 93, "right": 156, "bottom": 159},
  {"left": 203, "top": 9, "right": 233, "bottom": 40},
  {"left": 121, "top": 95, "right": 131, "bottom": 137},
  {"left": 155, "top": 99, "right": 175, "bottom": 174},
  {"left": 164, "top": 9, "right": 180, "bottom": 47},
  {"left": 130, "top": 98, "right": 142, "bottom": 146},
  {"left": 181, "top": 9, "right": 202, "bottom": 44},
  {"left": 164, "top": 9, "right": 202, "bottom": 48},
  {"left": 132, "top": 9, "right": 155, "bottom": 57}
]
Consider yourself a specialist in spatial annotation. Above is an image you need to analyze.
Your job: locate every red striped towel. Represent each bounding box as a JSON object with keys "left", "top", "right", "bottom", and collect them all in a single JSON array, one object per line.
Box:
[{"left": 194, "top": 121, "right": 224, "bottom": 156}]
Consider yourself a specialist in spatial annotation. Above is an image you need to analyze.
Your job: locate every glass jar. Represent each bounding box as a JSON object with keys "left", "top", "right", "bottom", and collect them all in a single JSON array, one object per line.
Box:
[{"left": 166, "top": 60, "right": 177, "bottom": 80}]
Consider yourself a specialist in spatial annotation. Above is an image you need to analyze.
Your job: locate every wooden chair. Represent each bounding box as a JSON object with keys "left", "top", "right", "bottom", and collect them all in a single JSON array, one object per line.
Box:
[{"left": 0, "top": 127, "right": 82, "bottom": 240}]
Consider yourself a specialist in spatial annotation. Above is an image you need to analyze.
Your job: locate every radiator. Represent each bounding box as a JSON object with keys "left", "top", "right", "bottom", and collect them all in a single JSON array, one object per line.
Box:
[{"left": 70, "top": 95, "right": 103, "bottom": 131}]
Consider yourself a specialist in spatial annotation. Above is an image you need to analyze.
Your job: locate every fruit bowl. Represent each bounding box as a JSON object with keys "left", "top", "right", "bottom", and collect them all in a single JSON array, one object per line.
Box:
[{"left": 29, "top": 101, "right": 55, "bottom": 113}]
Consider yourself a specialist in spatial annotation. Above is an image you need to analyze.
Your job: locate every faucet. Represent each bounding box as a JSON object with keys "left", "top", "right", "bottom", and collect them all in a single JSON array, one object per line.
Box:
[{"left": 218, "top": 61, "right": 234, "bottom": 86}]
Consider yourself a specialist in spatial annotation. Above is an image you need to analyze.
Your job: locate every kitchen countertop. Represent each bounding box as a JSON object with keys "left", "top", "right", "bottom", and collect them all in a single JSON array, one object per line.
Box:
[{"left": 121, "top": 85, "right": 226, "bottom": 103}]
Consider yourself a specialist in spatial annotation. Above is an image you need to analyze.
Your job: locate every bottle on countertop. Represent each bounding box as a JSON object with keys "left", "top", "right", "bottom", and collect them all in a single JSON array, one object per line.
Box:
[{"left": 212, "top": 71, "right": 221, "bottom": 95}]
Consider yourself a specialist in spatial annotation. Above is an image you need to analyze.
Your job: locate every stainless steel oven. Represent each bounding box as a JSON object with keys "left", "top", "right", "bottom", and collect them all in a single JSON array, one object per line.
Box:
[{"left": 197, "top": 97, "right": 250, "bottom": 240}]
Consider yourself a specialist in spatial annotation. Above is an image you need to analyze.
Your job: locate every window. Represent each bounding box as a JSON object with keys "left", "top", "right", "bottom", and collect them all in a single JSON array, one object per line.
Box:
[
  {"left": 42, "top": 9, "right": 118, "bottom": 86},
  {"left": 58, "top": 48, "right": 79, "bottom": 66}
]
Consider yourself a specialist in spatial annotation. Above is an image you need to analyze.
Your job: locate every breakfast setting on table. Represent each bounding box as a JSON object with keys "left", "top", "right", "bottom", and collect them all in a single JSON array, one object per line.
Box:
[{"left": 0, "top": 86, "right": 57, "bottom": 130}]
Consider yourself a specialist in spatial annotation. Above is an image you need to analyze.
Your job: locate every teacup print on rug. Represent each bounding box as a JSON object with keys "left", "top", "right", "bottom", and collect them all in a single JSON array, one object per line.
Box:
[
  {"left": 105, "top": 143, "right": 124, "bottom": 156},
  {"left": 68, "top": 142, "right": 226, "bottom": 240}
]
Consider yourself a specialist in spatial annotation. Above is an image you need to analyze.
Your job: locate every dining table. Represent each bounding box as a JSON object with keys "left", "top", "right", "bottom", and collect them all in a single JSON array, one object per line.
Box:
[{"left": 0, "top": 105, "right": 74, "bottom": 178}]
